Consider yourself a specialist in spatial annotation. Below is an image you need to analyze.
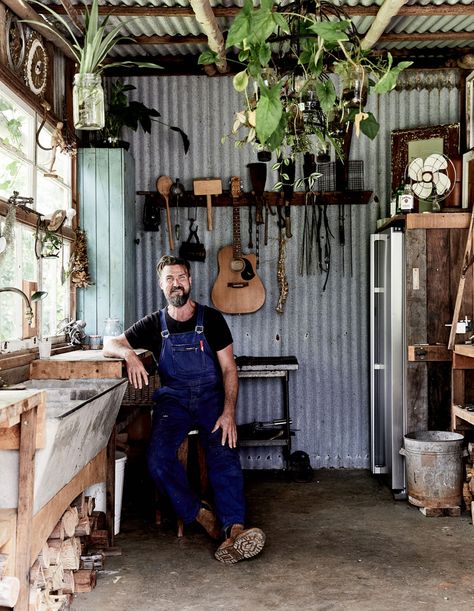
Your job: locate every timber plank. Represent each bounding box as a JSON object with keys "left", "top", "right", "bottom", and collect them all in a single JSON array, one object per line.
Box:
[
  {"left": 426, "top": 229, "right": 451, "bottom": 344},
  {"left": 30, "top": 448, "right": 107, "bottom": 564},
  {"left": 405, "top": 229, "right": 427, "bottom": 345},
  {"left": 15, "top": 406, "right": 37, "bottom": 611},
  {"left": 406, "top": 213, "right": 471, "bottom": 230}
]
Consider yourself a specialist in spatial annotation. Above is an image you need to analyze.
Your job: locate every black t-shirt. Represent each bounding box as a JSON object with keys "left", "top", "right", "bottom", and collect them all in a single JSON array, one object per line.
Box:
[{"left": 125, "top": 304, "right": 233, "bottom": 362}]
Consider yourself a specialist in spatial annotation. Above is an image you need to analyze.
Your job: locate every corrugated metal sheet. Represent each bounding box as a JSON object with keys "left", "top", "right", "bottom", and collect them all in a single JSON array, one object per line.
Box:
[
  {"left": 41, "top": 0, "right": 474, "bottom": 56},
  {"left": 107, "top": 72, "right": 459, "bottom": 469}
]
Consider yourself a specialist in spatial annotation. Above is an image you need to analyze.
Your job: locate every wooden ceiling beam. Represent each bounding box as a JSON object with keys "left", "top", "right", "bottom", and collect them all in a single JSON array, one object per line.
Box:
[
  {"left": 34, "top": 4, "right": 474, "bottom": 18},
  {"left": 189, "top": 0, "right": 227, "bottom": 73},
  {"left": 379, "top": 31, "right": 474, "bottom": 42},
  {"left": 118, "top": 32, "right": 474, "bottom": 48},
  {"left": 361, "top": 0, "right": 408, "bottom": 50}
]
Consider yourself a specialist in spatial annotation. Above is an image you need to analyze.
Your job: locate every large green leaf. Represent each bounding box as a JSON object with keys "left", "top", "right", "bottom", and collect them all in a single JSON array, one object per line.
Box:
[
  {"left": 307, "top": 20, "right": 350, "bottom": 44},
  {"left": 315, "top": 80, "right": 337, "bottom": 115},
  {"left": 226, "top": 0, "right": 253, "bottom": 48},
  {"left": 250, "top": 6, "right": 276, "bottom": 43},
  {"left": 374, "top": 61, "right": 413, "bottom": 94},
  {"left": 359, "top": 112, "right": 380, "bottom": 140},
  {"left": 198, "top": 50, "right": 219, "bottom": 65},
  {"left": 233, "top": 70, "right": 249, "bottom": 92},
  {"left": 255, "top": 84, "right": 283, "bottom": 144}
]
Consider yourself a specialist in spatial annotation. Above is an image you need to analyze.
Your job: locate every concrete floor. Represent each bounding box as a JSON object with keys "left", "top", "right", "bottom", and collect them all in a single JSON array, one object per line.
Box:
[{"left": 75, "top": 469, "right": 474, "bottom": 611}]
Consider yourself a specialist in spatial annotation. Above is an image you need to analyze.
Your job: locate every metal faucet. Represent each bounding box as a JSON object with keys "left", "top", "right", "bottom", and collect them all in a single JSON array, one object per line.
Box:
[{"left": 0, "top": 287, "right": 47, "bottom": 326}]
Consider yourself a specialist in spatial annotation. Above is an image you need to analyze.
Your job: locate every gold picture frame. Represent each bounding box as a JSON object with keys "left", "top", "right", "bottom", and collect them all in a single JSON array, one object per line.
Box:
[
  {"left": 466, "top": 70, "right": 474, "bottom": 151},
  {"left": 391, "top": 123, "right": 460, "bottom": 194},
  {"left": 462, "top": 149, "right": 474, "bottom": 209}
]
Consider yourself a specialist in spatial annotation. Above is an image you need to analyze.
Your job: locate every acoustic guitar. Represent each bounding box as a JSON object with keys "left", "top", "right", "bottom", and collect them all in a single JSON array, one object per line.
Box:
[{"left": 211, "top": 177, "right": 266, "bottom": 314}]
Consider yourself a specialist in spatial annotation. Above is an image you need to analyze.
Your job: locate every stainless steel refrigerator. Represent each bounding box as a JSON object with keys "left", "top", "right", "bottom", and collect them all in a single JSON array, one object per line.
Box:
[{"left": 370, "top": 227, "right": 407, "bottom": 498}]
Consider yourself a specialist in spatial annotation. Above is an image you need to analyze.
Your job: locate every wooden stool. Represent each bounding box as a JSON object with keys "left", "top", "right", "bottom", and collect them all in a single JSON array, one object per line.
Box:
[{"left": 155, "top": 429, "right": 208, "bottom": 537}]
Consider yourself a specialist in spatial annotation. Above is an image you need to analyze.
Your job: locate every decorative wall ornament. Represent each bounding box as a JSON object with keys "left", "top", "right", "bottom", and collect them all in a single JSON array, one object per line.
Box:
[
  {"left": 69, "top": 228, "right": 92, "bottom": 288},
  {"left": 5, "top": 11, "right": 26, "bottom": 74},
  {"left": 24, "top": 33, "right": 48, "bottom": 96}
]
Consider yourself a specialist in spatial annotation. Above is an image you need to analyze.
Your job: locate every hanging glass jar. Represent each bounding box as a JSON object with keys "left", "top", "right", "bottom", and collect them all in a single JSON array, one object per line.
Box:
[{"left": 73, "top": 73, "right": 105, "bottom": 130}]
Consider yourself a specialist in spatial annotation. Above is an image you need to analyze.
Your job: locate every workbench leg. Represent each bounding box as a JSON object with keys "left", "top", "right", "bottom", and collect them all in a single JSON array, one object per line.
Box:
[
  {"left": 106, "top": 426, "right": 116, "bottom": 546},
  {"left": 282, "top": 372, "right": 291, "bottom": 469},
  {"left": 15, "top": 407, "right": 37, "bottom": 611}
]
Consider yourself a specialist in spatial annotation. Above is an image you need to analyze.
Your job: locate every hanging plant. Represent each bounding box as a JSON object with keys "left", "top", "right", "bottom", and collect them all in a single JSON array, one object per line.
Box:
[{"left": 199, "top": 0, "right": 412, "bottom": 160}]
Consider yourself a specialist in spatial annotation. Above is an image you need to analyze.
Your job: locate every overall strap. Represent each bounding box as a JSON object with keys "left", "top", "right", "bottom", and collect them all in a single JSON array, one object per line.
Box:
[
  {"left": 195, "top": 303, "right": 204, "bottom": 334},
  {"left": 160, "top": 307, "right": 170, "bottom": 338}
]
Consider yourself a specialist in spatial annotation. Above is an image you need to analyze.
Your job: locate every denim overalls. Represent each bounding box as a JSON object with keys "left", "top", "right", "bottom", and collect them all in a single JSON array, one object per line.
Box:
[{"left": 147, "top": 304, "right": 245, "bottom": 531}]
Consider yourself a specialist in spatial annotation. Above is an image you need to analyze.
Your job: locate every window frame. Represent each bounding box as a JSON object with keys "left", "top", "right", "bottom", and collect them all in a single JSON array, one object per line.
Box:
[{"left": 0, "top": 76, "right": 76, "bottom": 350}]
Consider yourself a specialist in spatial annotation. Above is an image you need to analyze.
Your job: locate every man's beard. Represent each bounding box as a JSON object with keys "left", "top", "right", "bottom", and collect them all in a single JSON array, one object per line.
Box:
[{"left": 167, "top": 287, "right": 190, "bottom": 307}]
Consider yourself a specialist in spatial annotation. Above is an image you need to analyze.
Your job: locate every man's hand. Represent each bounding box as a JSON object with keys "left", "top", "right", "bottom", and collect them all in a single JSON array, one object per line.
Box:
[
  {"left": 103, "top": 335, "right": 149, "bottom": 389},
  {"left": 125, "top": 352, "right": 149, "bottom": 389},
  {"left": 212, "top": 411, "right": 237, "bottom": 448}
]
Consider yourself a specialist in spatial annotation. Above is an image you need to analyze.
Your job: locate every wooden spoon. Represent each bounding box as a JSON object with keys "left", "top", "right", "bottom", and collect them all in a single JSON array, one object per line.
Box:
[{"left": 156, "top": 175, "right": 174, "bottom": 250}]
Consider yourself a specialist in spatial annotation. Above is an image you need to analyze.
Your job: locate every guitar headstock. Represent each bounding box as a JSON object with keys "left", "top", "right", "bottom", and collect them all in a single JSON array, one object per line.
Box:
[{"left": 230, "top": 176, "right": 241, "bottom": 199}]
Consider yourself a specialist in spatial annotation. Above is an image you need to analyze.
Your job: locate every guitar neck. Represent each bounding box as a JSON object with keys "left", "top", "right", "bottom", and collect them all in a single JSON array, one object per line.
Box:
[{"left": 232, "top": 197, "right": 242, "bottom": 260}]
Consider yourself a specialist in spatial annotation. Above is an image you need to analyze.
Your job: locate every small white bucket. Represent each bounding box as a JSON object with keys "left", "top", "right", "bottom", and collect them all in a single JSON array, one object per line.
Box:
[{"left": 85, "top": 451, "right": 127, "bottom": 535}]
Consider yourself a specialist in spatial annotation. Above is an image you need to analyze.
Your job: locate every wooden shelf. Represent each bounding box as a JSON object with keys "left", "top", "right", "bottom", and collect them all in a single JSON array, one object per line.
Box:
[
  {"left": 407, "top": 344, "right": 452, "bottom": 362},
  {"left": 136, "top": 190, "right": 373, "bottom": 207},
  {"left": 377, "top": 212, "right": 471, "bottom": 232}
]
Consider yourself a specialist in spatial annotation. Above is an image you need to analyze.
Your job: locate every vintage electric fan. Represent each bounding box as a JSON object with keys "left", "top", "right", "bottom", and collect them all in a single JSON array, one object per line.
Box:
[{"left": 407, "top": 153, "right": 455, "bottom": 211}]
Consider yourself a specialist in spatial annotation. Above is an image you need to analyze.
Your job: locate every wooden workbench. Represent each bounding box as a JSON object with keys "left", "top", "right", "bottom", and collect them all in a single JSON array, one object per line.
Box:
[
  {"left": 451, "top": 345, "right": 474, "bottom": 432},
  {"left": 0, "top": 388, "right": 45, "bottom": 609}
]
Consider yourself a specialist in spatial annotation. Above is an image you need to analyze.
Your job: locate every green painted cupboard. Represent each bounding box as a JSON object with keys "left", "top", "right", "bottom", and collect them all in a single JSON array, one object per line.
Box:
[{"left": 76, "top": 148, "right": 136, "bottom": 337}]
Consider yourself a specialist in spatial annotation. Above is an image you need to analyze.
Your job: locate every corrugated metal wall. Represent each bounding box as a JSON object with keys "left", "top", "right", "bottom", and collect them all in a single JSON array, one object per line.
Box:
[{"left": 112, "top": 73, "right": 460, "bottom": 469}]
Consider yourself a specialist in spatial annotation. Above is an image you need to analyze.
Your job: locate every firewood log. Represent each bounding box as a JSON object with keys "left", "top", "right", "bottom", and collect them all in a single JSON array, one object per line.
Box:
[
  {"left": 36, "top": 542, "right": 50, "bottom": 569},
  {"left": 48, "top": 520, "right": 65, "bottom": 541},
  {"left": 61, "top": 506, "right": 79, "bottom": 538},
  {"left": 75, "top": 515, "right": 91, "bottom": 537},
  {"left": 44, "top": 562, "right": 64, "bottom": 591},
  {"left": 80, "top": 553, "right": 104, "bottom": 570},
  {"left": 91, "top": 510, "right": 106, "bottom": 530},
  {"left": 59, "top": 537, "right": 81, "bottom": 570},
  {"left": 73, "top": 568, "right": 97, "bottom": 593},
  {"left": 71, "top": 492, "right": 86, "bottom": 518},
  {"left": 29, "top": 560, "right": 48, "bottom": 589},
  {"left": 88, "top": 529, "right": 109, "bottom": 548},
  {"left": 61, "top": 569, "right": 75, "bottom": 594},
  {"left": 47, "top": 544, "right": 61, "bottom": 566},
  {"left": 0, "top": 553, "right": 8, "bottom": 578}
]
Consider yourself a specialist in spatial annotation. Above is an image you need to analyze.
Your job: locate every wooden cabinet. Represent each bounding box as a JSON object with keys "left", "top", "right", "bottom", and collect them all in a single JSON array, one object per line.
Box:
[
  {"left": 402, "top": 213, "right": 474, "bottom": 431},
  {"left": 76, "top": 148, "right": 136, "bottom": 336}
]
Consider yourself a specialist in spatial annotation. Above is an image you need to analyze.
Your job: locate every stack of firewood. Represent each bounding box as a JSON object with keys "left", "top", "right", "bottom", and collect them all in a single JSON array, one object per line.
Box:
[
  {"left": 28, "top": 492, "right": 113, "bottom": 610},
  {"left": 463, "top": 442, "right": 474, "bottom": 522}
]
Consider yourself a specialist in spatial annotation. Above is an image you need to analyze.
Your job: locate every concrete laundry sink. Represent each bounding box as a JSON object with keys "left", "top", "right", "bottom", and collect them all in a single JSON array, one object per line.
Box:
[{"left": 0, "top": 377, "right": 127, "bottom": 514}]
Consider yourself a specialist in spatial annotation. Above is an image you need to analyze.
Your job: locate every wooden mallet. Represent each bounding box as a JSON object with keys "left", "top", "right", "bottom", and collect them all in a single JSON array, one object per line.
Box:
[{"left": 193, "top": 178, "right": 222, "bottom": 231}]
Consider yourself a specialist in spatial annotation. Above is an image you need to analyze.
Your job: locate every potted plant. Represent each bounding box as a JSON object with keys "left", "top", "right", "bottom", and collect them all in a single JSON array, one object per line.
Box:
[
  {"left": 199, "top": 0, "right": 412, "bottom": 163},
  {"left": 25, "top": 0, "right": 157, "bottom": 130},
  {"left": 98, "top": 81, "right": 190, "bottom": 153}
]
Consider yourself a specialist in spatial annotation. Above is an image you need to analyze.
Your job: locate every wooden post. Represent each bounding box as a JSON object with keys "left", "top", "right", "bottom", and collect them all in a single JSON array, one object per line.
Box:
[
  {"left": 106, "top": 426, "right": 116, "bottom": 546},
  {"left": 15, "top": 406, "right": 37, "bottom": 611}
]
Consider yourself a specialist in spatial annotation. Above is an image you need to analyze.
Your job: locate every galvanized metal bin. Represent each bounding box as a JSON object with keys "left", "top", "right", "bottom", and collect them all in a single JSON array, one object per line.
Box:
[{"left": 400, "top": 431, "right": 464, "bottom": 509}]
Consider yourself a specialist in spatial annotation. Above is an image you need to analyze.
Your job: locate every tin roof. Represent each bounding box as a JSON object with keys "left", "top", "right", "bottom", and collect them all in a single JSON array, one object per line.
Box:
[{"left": 32, "top": 1, "right": 474, "bottom": 72}]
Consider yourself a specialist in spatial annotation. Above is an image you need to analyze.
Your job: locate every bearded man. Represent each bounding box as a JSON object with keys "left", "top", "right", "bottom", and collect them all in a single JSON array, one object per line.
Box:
[{"left": 104, "top": 255, "right": 265, "bottom": 564}]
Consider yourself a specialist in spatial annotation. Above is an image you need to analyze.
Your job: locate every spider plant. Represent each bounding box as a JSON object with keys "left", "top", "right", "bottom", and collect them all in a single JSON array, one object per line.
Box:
[{"left": 24, "top": 0, "right": 157, "bottom": 75}]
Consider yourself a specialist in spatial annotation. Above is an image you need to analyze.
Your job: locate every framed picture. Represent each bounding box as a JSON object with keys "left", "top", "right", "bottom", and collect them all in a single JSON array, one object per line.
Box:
[
  {"left": 391, "top": 124, "right": 460, "bottom": 194},
  {"left": 462, "top": 149, "right": 474, "bottom": 209},
  {"left": 466, "top": 71, "right": 474, "bottom": 151}
]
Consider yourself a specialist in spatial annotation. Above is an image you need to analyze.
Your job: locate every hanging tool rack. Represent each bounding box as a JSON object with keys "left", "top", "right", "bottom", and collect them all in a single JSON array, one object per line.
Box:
[{"left": 136, "top": 189, "right": 373, "bottom": 207}]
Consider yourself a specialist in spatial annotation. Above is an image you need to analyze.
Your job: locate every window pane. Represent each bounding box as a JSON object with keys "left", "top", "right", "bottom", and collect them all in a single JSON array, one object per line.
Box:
[
  {"left": 37, "top": 124, "right": 72, "bottom": 186},
  {"left": 36, "top": 171, "right": 71, "bottom": 216},
  {"left": 0, "top": 149, "right": 31, "bottom": 199},
  {"left": 0, "top": 225, "right": 37, "bottom": 341},
  {"left": 0, "top": 88, "right": 34, "bottom": 159},
  {"left": 40, "top": 241, "right": 71, "bottom": 338}
]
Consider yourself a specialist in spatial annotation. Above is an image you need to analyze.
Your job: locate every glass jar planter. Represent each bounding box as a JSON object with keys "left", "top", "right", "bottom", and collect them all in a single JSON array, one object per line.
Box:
[{"left": 73, "top": 73, "right": 105, "bottom": 130}]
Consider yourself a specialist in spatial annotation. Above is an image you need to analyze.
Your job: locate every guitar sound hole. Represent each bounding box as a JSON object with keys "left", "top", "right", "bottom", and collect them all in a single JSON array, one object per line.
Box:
[{"left": 231, "top": 258, "right": 245, "bottom": 273}]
